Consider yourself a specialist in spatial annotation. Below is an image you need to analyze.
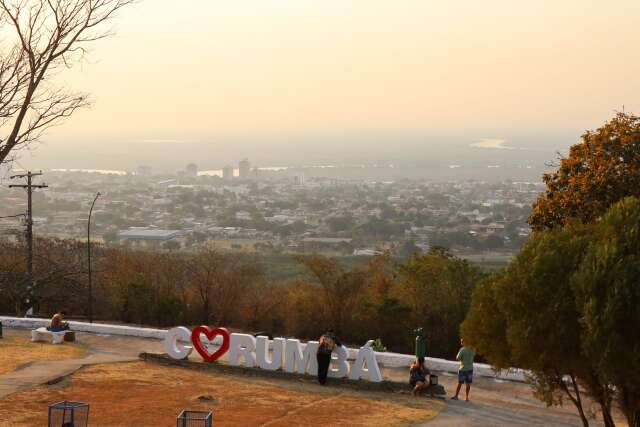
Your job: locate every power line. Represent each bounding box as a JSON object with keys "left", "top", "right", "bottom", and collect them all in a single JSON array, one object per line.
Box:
[{"left": 0, "top": 213, "right": 26, "bottom": 219}]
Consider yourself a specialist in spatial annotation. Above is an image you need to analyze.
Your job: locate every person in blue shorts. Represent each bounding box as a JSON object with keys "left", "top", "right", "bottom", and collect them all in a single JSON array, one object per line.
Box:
[{"left": 452, "top": 338, "right": 475, "bottom": 401}]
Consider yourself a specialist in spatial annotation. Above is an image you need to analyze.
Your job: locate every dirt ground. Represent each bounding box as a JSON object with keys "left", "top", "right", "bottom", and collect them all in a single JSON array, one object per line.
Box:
[
  {"left": 0, "top": 336, "right": 86, "bottom": 376},
  {"left": 1, "top": 329, "right": 629, "bottom": 426},
  {"left": 0, "top": 361, "right": 439, "bottom": 426}
]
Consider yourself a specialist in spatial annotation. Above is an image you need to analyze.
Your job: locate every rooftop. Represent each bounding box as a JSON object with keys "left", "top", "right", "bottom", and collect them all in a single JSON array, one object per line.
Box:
[
  {"left": 301, "top": 237, "right": 352, "bottom": 244},
  {"left": 117, "top": 229, "right": 183, "bottom": 241}
]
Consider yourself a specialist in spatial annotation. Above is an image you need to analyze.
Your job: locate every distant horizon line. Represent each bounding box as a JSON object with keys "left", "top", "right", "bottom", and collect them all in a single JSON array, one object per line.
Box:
[{"left": 41, "top": 163, "right": 543, "bottom": 176}]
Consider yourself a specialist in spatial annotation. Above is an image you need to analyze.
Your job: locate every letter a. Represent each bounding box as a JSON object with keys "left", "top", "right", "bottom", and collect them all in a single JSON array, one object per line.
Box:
[{"left": 350, "top": 347, "right": 382, "bottom": 382}]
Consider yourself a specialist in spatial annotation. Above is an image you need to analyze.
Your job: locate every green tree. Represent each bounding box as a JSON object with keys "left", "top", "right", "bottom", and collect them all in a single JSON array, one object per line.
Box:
[
  {"left": 115, "top": 273, "right": 154, "bottom": 325},
  {"left": 501, "top": 225, "right": 596, "bottom": 427},
  {"left": 482, "top": 234, "right": 504, "bottom": 250},
  {"left": 572, "top": 197, "right": 640, "bottom": 427},
  {"left": 460, "top": 274, "right": 511, "bottom": 369},
  {"left": 355, "top": 254, "right": 407, "bottom": 351},
  {"left": 397, "top": 249, "right": 484, "bottom": 357},
  {"left": 297, "top": 255, "right": 368, "bottom": 337},
  {"left": 326, "top": 215, "right": 356, "bottom": 232},
  {"left": 153, "top": 294, "right": 184, "bottom": 327},
  {"left": 530, "top": 112, "right": 640, "bottom": 230},
  {"left": 462, "top": 219, "right": 625, "bottom": 427}
]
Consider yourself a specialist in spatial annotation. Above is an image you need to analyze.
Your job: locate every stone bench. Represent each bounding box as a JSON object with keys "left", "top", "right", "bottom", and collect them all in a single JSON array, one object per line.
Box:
[{"left": 31, "top": 327, "right": 75, "bottom": 344}]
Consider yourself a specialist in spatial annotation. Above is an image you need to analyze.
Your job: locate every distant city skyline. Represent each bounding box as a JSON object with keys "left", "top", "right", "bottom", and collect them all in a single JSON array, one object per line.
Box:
[{"left": 18, "top": 125, "right": 571, "bottom": 177}]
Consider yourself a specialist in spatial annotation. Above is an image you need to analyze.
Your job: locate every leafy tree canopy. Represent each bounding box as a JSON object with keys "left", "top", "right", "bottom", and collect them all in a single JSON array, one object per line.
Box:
[
  {"left": 465, "top": 197, "right": 640, "bottom": 427},
  {"left": 529, "top": 112, "right": 640, "bottom": 230},
  {"left": 572, "top": 197, "right": 640, "bottom": 427}
]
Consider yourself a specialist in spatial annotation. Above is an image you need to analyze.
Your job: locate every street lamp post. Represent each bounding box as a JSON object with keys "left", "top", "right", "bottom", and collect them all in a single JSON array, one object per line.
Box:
[{"left": 87, "top": 192, "right": 101, "bottom": 323}]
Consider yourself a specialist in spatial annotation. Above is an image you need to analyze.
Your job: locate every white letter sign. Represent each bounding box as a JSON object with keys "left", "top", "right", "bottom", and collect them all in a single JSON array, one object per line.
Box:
[
  {"left": 163, "top": 327, "right": 383, "bottom": 383},
  {"left": 328, "top": 345, "right": 350, "bottom": 378},
  {"left": 284, "top": 339, "right": 318, "bottom": 375},
  {"left": 350, "top": 346, "right": 382, "bottom": 382},
  {"left": 229, "top": 333, "right": 257, "bottom": 367},
  {"left": 164, "top": 327, "right": 193, "bottom": 360},
  {"left": 256, "top": 336, "right": 285, "bottom": 371}
]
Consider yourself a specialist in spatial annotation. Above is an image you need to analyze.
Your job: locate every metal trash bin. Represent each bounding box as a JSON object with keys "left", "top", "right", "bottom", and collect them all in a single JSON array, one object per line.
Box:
[
  {"left": 177, "top": 410, "right": 213, "bottom": 427},
  {"left": 48, "top": 401, "right": 89, "bottom": 427}
]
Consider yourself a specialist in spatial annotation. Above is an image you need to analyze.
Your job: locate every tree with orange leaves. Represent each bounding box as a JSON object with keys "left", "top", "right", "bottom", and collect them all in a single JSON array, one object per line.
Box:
[{"left": 529, "top": 112, "right": 640, "bottom": 230}]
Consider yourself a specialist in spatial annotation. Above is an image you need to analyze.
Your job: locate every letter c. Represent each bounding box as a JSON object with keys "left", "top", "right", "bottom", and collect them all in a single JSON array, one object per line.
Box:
[{"left": 164, "top": 326, "right": 193, "bottom": 360}]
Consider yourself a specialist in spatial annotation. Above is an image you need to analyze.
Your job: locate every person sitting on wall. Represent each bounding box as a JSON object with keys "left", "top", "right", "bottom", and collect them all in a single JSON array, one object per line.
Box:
[
  {"left": 316, "top": 329, "right": 341, "bottom": 385},
  {"left": 409, "top": 356, "right": 431, "bottom": 396},
  {"left": 48, "top": 311, "right": 70, "bottom": 332}
]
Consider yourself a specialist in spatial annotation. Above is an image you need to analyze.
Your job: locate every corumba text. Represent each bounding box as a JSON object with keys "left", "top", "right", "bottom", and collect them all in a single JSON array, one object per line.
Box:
[{"left": 164, "top": 326, "right": 382, "bottom": 382}]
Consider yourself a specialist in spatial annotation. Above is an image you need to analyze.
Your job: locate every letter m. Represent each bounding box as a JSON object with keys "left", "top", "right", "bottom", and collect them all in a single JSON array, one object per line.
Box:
[{"left": 284, "top": 339, "right": 319, "bottom": 375}]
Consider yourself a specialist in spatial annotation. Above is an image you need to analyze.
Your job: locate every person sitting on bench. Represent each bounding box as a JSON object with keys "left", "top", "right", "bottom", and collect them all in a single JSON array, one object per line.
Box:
[{"left": 48, "top": 311, "right": 69, "bottom": 332}]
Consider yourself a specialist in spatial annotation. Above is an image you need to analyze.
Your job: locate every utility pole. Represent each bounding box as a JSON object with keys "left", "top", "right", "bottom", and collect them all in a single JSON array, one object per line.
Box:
[
  {"left": 87, "top": 192, "right": 101, "bottom": 323},
  {"left": 9, "top": 171, "right": 48, "bottom": 313}
]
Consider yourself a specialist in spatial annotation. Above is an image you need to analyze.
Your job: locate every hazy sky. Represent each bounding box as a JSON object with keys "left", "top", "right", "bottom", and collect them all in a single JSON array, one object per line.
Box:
[{"left": 40, "top": 0, "right": 637, "bottom": 143}]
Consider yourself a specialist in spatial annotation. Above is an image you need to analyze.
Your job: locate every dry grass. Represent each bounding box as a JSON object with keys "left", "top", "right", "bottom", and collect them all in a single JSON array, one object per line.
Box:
[
  {"left": 0, "top": 361, "right": 439, "bottom": 426},
  {"left": 0, "top": 337, "right": 87, "bottom": 376}
]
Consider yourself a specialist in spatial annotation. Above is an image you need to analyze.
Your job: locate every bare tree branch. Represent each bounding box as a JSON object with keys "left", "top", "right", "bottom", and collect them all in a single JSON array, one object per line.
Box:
[{"left": 0, "top": 0, "right": 135, "bottom": 165}]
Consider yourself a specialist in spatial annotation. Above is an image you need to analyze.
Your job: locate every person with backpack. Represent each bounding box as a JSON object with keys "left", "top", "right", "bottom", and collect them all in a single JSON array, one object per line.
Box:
[{"left": 316, "top": 329, "right": 341, "bottom": 385}]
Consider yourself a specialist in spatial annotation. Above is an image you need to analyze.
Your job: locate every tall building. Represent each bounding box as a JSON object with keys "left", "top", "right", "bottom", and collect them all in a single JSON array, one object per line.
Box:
[
  {"left": 185, "top": 163, "right": 198, "bottom": 178},
  {"left": 222, "top": 165, "right": 234, "bottom": 180},
  {"left": 239, "top": 158, "right": 251, "bottom": 179}
]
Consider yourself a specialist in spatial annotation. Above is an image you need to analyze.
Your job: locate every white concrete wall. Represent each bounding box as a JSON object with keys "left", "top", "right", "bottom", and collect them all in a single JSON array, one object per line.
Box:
[
  {"left": 367, "top": 349, "right": 526, "bottom": 381},
  {"left": 0, "top": 316, "right": 167, "bottom": 340},
  {"left": 0, "top": 316, "right": 525, "bottom": 381}
]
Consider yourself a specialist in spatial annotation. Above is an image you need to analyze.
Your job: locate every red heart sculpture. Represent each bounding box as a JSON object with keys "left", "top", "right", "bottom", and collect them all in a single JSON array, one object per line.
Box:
[{"left": 191, "top": 326, "right": 231, "bottom": 362}]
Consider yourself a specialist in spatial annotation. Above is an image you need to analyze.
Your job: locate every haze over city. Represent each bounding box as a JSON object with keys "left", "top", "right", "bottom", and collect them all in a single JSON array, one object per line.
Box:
[{"left": 15, "top": 0, "right": 640, "bottom": 174}]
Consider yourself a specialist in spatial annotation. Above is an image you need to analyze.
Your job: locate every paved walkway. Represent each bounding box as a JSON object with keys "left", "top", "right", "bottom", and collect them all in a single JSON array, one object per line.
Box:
[
  {"left": 385, "top": 368, "right": 591, "bottom": 427},
  {"left": 0, "top": 329, "right": 163, "bottom": 399},
  {"left": 412, "top": 376, "right": 588, "bottom": 427},
  {"left": 0, "top": 328, "right": 596, "bottom": 426}
]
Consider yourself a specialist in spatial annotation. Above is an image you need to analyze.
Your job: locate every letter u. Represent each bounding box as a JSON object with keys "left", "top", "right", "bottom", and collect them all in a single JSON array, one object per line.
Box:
[{"left": 256, "top": 336, "right": 284, "bottom": 371}]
